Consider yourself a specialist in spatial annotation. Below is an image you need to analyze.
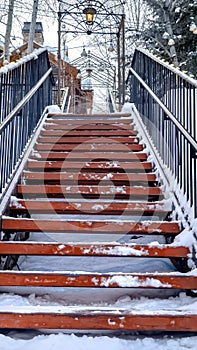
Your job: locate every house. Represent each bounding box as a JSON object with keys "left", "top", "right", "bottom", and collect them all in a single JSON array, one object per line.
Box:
[{"left": 0, "top": 22, "right": 92, "bottom": 112}]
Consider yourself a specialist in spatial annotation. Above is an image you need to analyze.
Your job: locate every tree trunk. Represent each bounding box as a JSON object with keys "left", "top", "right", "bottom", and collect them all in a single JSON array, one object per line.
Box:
[
  {"left": 4, "top": 0, "right": 15, "bottom": 62},
  {"left": 27, "top": 0, "right": 39, "bottom": 54},
  {"left": 163, "top": 3, "right": 179, "bottom": 66}
]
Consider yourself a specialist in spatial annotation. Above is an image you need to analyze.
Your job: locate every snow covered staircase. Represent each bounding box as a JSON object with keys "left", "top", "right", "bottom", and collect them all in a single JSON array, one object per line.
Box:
[{"left": 0, "top": 112, "right": 196, "bottom": 332}]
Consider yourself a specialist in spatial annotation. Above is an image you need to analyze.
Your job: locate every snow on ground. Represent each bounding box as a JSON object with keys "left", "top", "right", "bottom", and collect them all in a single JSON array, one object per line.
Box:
[
  {"left": 1, "top": 332, "right": 197, "bottom": 350},
  {"left": 92, "top": 87, "right": 111, "bottom": 113}
]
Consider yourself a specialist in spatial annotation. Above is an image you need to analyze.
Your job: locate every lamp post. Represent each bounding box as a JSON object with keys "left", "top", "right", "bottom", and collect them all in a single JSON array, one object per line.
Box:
[
  {"left": 57, "top": 10, "right": 62, "bottom": 107},
  {"left": 117, "top": 14, "right": 125, "bottom": 109}
]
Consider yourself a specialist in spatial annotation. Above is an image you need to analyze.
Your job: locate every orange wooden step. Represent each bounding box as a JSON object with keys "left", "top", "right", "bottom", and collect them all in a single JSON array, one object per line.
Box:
[
  {"left": 2, "top": 217, "right": 180, "bottom": 234},
  {"left": 30, "top": 152, "right": 147, "bottom": 162},
  {"left": 0, "top": 271, "right": 195, "bottom": 289},
  {"left": 44, "top": 123, "right": 135, "bottom": 131},
  {"left": 38, "top": 130, "right": 138, "bottom": 138},
  {"left": 0, "top": 308, "right": 196, "bottom": 331},
  {"left": 45, "top": 118, "right": 133, "bottom": 126},
  {"left": 17, "top": 184, "right": 163, "bottom": 200},
  {"left": 23, "top": 171, "right": 156, "bottom": 184},
  {"left": 10, "top": 200, "right": 168, "bottom": 217},
  {"left": 35, "top": 143, "right": 144, "bottom": 152},
  {"left": 48, "top": 112, "right": 131, "bottom": 118},
  {"left": 0, "top": 242, "right": 188, "bottom": 258},
  {"left": 27, "top": 160, "right": 153, "bottom": 172},
  {"left": 37, "top": 136, "right": 139, "bottom": 144}
]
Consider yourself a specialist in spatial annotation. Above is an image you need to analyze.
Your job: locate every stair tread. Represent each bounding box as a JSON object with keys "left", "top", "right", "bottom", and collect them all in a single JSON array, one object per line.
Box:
[
  {"left": 0, "top": 271, "right": 196, "bottom": 289},
  {"left": 2, "top": 217, "right": 180, "bottom": 234},
  {"left": 37, "top": 136, "right": 139, "bottom": 144},
  {"left": 10, "top": 199, "right": 168, "bottom": 217},
  {"left": 0, "top": 242, "right": 189, "bottom": 257},
  {"left": 40, "top": 130, "right": 138, "bottom": 137},
  {"left": 30, "top": 152, "right": 147, "bottom": 161},
  {"left": 0, "top": 307, "right": 196, "bottom": 331},
  {"left": 27, "top": 160, "right": 153, "bottom": 171},
  {"left": 35, "top": 144, "right": 144, "bottom": 152},
  {"left": 23, "top": 171, "right": 156, "bottom": 182},
  {"left": 47, "top": 113, "right": 132, "bottom": 118},
  {"left": 44, "top": 124, "right": 135, "bottom": 131},
  {"left": 45, "top": 119, "right": 133, "bottom": 126}
]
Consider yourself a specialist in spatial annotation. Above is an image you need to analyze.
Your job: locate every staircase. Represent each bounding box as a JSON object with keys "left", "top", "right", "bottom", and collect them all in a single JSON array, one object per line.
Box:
[{"left": 0, "top": 111, "right": 196, "bottom": 332}]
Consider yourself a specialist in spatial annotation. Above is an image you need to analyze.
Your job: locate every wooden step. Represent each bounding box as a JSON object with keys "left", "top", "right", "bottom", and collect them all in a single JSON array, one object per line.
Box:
[
  {"left": 37, "top": 136, "right": 139, "bottom": 144},
  {"left": 0, "top": 242, "right": 188, "bottom": 258},
  {"left": 27, "top": 160, "right": 153, "bottom": 172},
  {"left": 17, "top": 184, "right": 162, "bottom": 200},
  {"left": 0, "top": 271, "right": 195, "bottom": 289},
  {"left": 0, "top": 307, "right": 196, "bottom": 331},
  {"left": 10, "top": 200, "right": 169, "bottom": 217},
  {"left": 23, "top": 171, "right": 156, "bottom": 185},
  {"left": 35, "top": 143, "right": 144, "bottom": 152},
  {"left": 45, "top": 118, "right": 133, "bottom": 126},
  {"left": 48, "top": 113, "right": 131, "bottom": 119},
  {"left": 38, "top": 130, "right": 138, "bottom": 138},
  {"left": 44, "top": 123, "right": 135, "bottom": 131},
  {"left": 30, "top": 152, "right": 147, "bottom": 161},
  {"left": 2, "top": 217, "right": 180, "bottom": 234}
]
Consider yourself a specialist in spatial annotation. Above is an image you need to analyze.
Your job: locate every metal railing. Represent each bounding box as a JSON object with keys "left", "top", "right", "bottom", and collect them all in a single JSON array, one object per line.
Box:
[
  {"left": 0, "top": 49, "right": 54, "bottom": 201},
  {"left": 127, "top": 48, "right": 197, "bottom": 218},
  {"left": 61, "top": 87, "right": 71, "bottom": 112},
  {"left": 108, "top": 89, "right": 117, "bottom": 113}
]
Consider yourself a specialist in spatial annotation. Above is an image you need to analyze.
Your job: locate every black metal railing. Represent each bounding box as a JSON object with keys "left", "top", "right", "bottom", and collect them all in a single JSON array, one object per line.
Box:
[
  {"left": 0, "top": 49, "right": 54, "bottom": 200},
  {"left": 127, "top": 48, "right": 197, "bottom": 218},
  {"left": 108, "top": 89, "right": 117, "bottom": 113}
]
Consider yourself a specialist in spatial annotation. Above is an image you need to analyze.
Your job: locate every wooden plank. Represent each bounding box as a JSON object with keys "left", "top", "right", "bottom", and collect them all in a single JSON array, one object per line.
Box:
[
  {"left": 10, "top": 200, "right": 168, "bottom": 217},
  {"left": 0, "top": 271, "right": 195, "bottom": 289},
  {"left": 17, "top": 184, "right": 163, "bottom": 200},
  {"left": 35, "top": 144, "right": 144, "bottom": 152},
  {"left": 45, "top": 118, "right": 133, "bottom": 126},
  {"left": 0, "top": 242, "right": 189, "bottom": 258},
  {"left": 27, "top": 160, "right": 153, "bottom": 172},
  {"left": 0, "top": 309, "right": 196, "bottom": 331},
  {"left": 23, "top": 171, "right": 156, "bottom": 184},
  {"left": 44, "top": 123, "right": 135, "bottom": 131},
  {"left": 30, "top": 152, "right": 147, "bottom": 161},
  {"left": 36, "top": 136, "right": 139, "bottom": 144},
  {"left": 41, "top": 128, "right": 137, "bottom": 137},
  {"left": 2, "top": 217, "right": 180, "bottom": 234},
  {"left": 48, "top": 112, "right": 131, "bottom": 118}
]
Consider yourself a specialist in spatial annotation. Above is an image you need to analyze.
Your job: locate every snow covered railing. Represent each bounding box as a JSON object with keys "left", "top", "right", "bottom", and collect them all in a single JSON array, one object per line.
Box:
[
  {"left": 127, "top": 48, "right": 197, "bottom": 218},
  {"left": 61, "top": 87, "right": 71, "bottom": 112},
  {"left": 0, "top": 49, "right": 54, "bottom": 210},
  {"left": 108, "top": 89, "right": 117, "bottom": 113}
]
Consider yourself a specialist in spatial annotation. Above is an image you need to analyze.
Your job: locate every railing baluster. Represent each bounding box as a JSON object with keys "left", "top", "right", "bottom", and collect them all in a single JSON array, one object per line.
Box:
[
  {"left": 0, "top": 49, "right": 54, "bottom": 202},
  {"left": 127, "top": 48, "right": 197, "bottom": 218}
]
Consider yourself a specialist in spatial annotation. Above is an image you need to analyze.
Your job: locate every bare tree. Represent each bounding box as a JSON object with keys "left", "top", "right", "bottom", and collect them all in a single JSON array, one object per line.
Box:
[
  {"left": 27, "top": 0, "right": 39, "bottom": 53},
  {"left": 4, "top": 0, "right": 15, "bottom": 62}
]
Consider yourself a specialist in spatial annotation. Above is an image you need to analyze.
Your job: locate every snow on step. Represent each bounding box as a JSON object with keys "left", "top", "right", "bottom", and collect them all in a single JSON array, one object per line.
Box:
[{"left": 0, "top": 306, "right": 196, "bottom": 331}]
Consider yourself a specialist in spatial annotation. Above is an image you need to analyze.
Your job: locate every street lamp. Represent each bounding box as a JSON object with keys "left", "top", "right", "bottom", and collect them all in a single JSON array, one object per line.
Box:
[
  {"left": 83, "top": 6, "right": 96, "bottom": 25},
  {"left": 81, "top": 45, "right": 88, "bottom": 58},
  {"left": 57, "top": 0, "right": 125, "bottom": 108}
]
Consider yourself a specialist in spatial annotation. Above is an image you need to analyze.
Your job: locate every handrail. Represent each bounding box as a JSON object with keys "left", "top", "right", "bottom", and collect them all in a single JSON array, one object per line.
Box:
[
  {"left": 61, "top": 87, "right": 70, "bottom": 112},
  {"left": 136, "top": 48, "right": 197, "bottom": 87},
  {"left": 129, "top": 66, "right": 197, "bottom": 152},
  {"left": 108, "top": 89, "right": 117, "bottom": 113},
  {"left": 0, "top": 68, "right": 52, "bottom": 133}
]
